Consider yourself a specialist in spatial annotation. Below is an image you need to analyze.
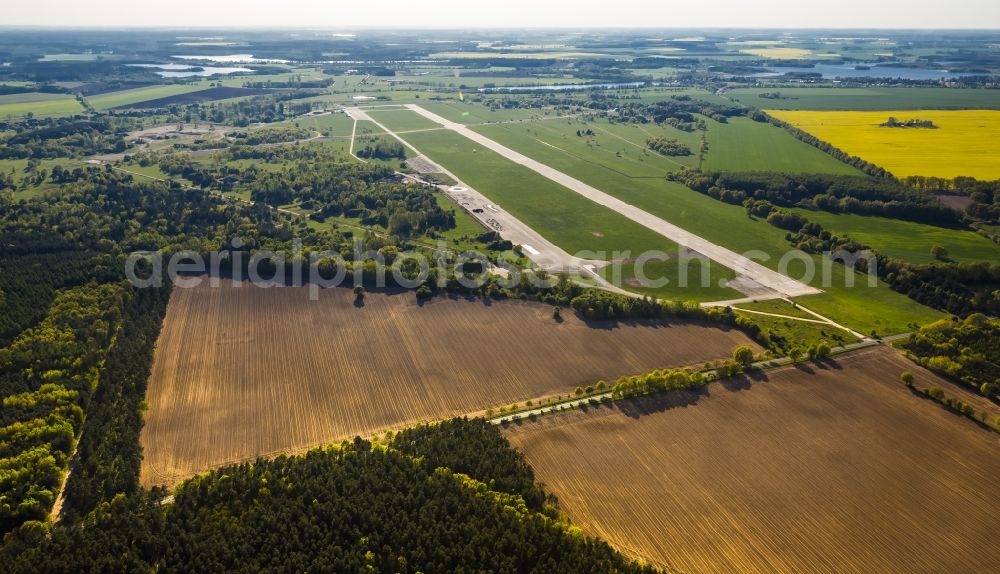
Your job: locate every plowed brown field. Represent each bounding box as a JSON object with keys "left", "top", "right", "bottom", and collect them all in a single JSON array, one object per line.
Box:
[
  {"left": 140, "top": 280, "right": 758, "bottom": 486},
  {"left": 505, "top": 347, "right": 1000, "bottom": 574}
]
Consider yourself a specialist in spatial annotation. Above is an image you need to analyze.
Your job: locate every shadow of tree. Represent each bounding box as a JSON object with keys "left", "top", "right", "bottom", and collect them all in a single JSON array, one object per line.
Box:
[
  {"left": 615, "top": 386, "right": 709, "bottom": 419},
  {"left": 793, "top": 362, "right": 815, "bottom": 374},
  {"left": 814, "top": 357, "right": 843, "bottom": 371}
]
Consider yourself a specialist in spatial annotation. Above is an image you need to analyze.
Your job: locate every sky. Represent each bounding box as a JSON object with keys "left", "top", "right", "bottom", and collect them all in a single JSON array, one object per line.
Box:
[{"left": 3, "top": 0, "right": 999, "bottom": 29}]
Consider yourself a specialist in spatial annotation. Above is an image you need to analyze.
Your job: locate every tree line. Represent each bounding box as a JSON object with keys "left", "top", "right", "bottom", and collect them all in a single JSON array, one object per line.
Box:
[{"left": 671, "top": 170, "right": 962, "bottom": 226}]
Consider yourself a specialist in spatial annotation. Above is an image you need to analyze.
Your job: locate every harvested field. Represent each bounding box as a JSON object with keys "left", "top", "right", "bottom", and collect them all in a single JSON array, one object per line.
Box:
[
  {"left": 505, "top": 347, "right": 1000, "bottom": 574},
  {"left": 140, "top": 280, "right": 758, "bottom": 487}
]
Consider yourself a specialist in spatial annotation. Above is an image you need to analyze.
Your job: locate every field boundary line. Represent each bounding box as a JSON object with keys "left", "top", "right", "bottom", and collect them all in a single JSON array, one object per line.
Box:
[{"left": 488, "top": 338, "right": 894, "bottom": 425}]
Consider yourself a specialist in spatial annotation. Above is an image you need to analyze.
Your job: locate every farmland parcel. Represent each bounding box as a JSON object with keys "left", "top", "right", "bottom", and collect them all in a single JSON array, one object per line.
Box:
[
  {"left": 140, "top": 281, "right": 759, "bottom": 486},
  {"left": 769, "top": 109, "right": 1000, "bottom": 180},
  {"left": 506, "top": 347, "right": 1000, "bottom": 573}
]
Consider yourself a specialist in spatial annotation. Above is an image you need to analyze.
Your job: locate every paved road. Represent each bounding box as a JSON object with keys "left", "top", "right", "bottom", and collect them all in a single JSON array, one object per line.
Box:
[{"left": 405, "top": 104, "right": 821, "bottom": 300}]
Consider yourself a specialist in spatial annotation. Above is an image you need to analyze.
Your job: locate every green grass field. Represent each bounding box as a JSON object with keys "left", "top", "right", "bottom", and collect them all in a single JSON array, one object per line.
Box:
[
  {"left": 403, "top": 128, "right": 741, "bottom": 302},
  {"left": 464, "top": 120, "right": 945, "bottom": 333},
  {"left": 736, "top": 310, "right": 859, "bottom": 349},
  {"left": 353, "top": 120, "right": 386, "bottom": 137},
  {"left": 87, "top": 84, "right": 208, "bottom": 111},
  {"left": 0, "top": 93, "right": 84, "bottom": 118},
  {"left": 474, "top": 117, "right": 696, "bottom": 178},
  {"left": 0, "top": 158, "right": 87, "bottom": 174},
  {"left": 434, "top": 192, "right": 488, "bottom": 242},
  {"left": 600, "top": 257, "right": 741, "bottom": 302},
  {"left": 280, "top": 112, "right": 355, "bottom": 137},
  {"left": 416, "top": 101, "right": 558, "bottom": 125},
  {"left": 728, "top": 87, "right": 1000, "bottom": 111},
  {"left": 367, "top": 109, "right": 444, "bottom": 132},
  {"left": 735, "top": 298, "right": 817, "bottom": 319},
  {"left": 701, "top": 117, "right": 861, "bottom": 174},
  {"left": 594, "top": 120, "right": 702, "bottom": 170},
  {"left": 788, "top": 209, "right": 1000, "bottom": 264}
]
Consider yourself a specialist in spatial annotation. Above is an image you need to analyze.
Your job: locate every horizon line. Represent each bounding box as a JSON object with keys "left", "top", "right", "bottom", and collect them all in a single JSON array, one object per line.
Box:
[{"left": 1, "top": 25, "right": 999, "bottom": 32}]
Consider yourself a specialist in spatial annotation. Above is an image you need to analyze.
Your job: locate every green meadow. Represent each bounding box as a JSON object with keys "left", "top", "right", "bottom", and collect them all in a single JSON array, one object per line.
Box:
[
  {"left": 367, "top": 109, "right": 443, "bottom": 132},
  {"left": 416, "top": 101, "right": 559, "bottom": 125},
  {"left": 0, "top": 93, "right": 84, "bottom": 118},
  {"left": 701, "top": 117, "right": 861, "bottom": 174},
  {"left": 280, "top": 111, "right": 355, "bottom": 137}
]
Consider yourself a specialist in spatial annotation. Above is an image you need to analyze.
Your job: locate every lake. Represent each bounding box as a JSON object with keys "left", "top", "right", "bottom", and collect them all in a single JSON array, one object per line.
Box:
[
  {"left": 128, "top": 63, "right": 253, "bottom": 77},
  {"left": 173, "top": 54, "right": 290, "bottom": 64},
  {"left": 479, "top": 81, "right": 658, "bottom": 92},
  {"left": 755, "top": 63, "right": 987, "bottom": 81}
]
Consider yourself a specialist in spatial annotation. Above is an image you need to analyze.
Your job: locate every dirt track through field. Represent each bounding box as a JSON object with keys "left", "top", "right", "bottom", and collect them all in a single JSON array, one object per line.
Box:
[
  {"left": 505, "top": 347, "right": 1000, "bottom": 574},
  {"left": 405, "top": 103, "right": 821, "bottom": 299},
  {"left": 140, "top": 280, "right": 758, "bottom": 487}
]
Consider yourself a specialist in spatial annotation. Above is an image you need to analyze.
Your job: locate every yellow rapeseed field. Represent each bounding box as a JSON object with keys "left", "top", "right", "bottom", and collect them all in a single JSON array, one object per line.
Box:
[
  {"left": 768, "top": 109, "right": 1000, "bottom": 180},
  {"left": 740, "top": 47, "right": 814, "bottom": 59}
]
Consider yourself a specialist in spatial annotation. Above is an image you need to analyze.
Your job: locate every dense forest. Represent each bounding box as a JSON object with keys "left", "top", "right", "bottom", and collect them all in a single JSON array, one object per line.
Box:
[
  {"left": 137, "top": 148, "right": 455, "bottom": 238},
  {"left": 1, "top": 419, "right": 657, "bottom": 573},
  {"left": 105, "top": 90, "right": 325, "bottom": 126},
  {"left": 59, "top": 286, "right": 171, "bottom": 523},
  {"left": 898, "top": 314, "right": 1000, "bottom": 395},
  {"left": 0, "top": 116, "right": 137, "bottom": 159},
  {"left": 0, "top": 282, "right": 127, "bottom": 533},
  {"left": 226, "top": 126, "right": 312, "bottom": 146},
  {"left": 0, "top": 168, "right": 339, "bottom": 537}
]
